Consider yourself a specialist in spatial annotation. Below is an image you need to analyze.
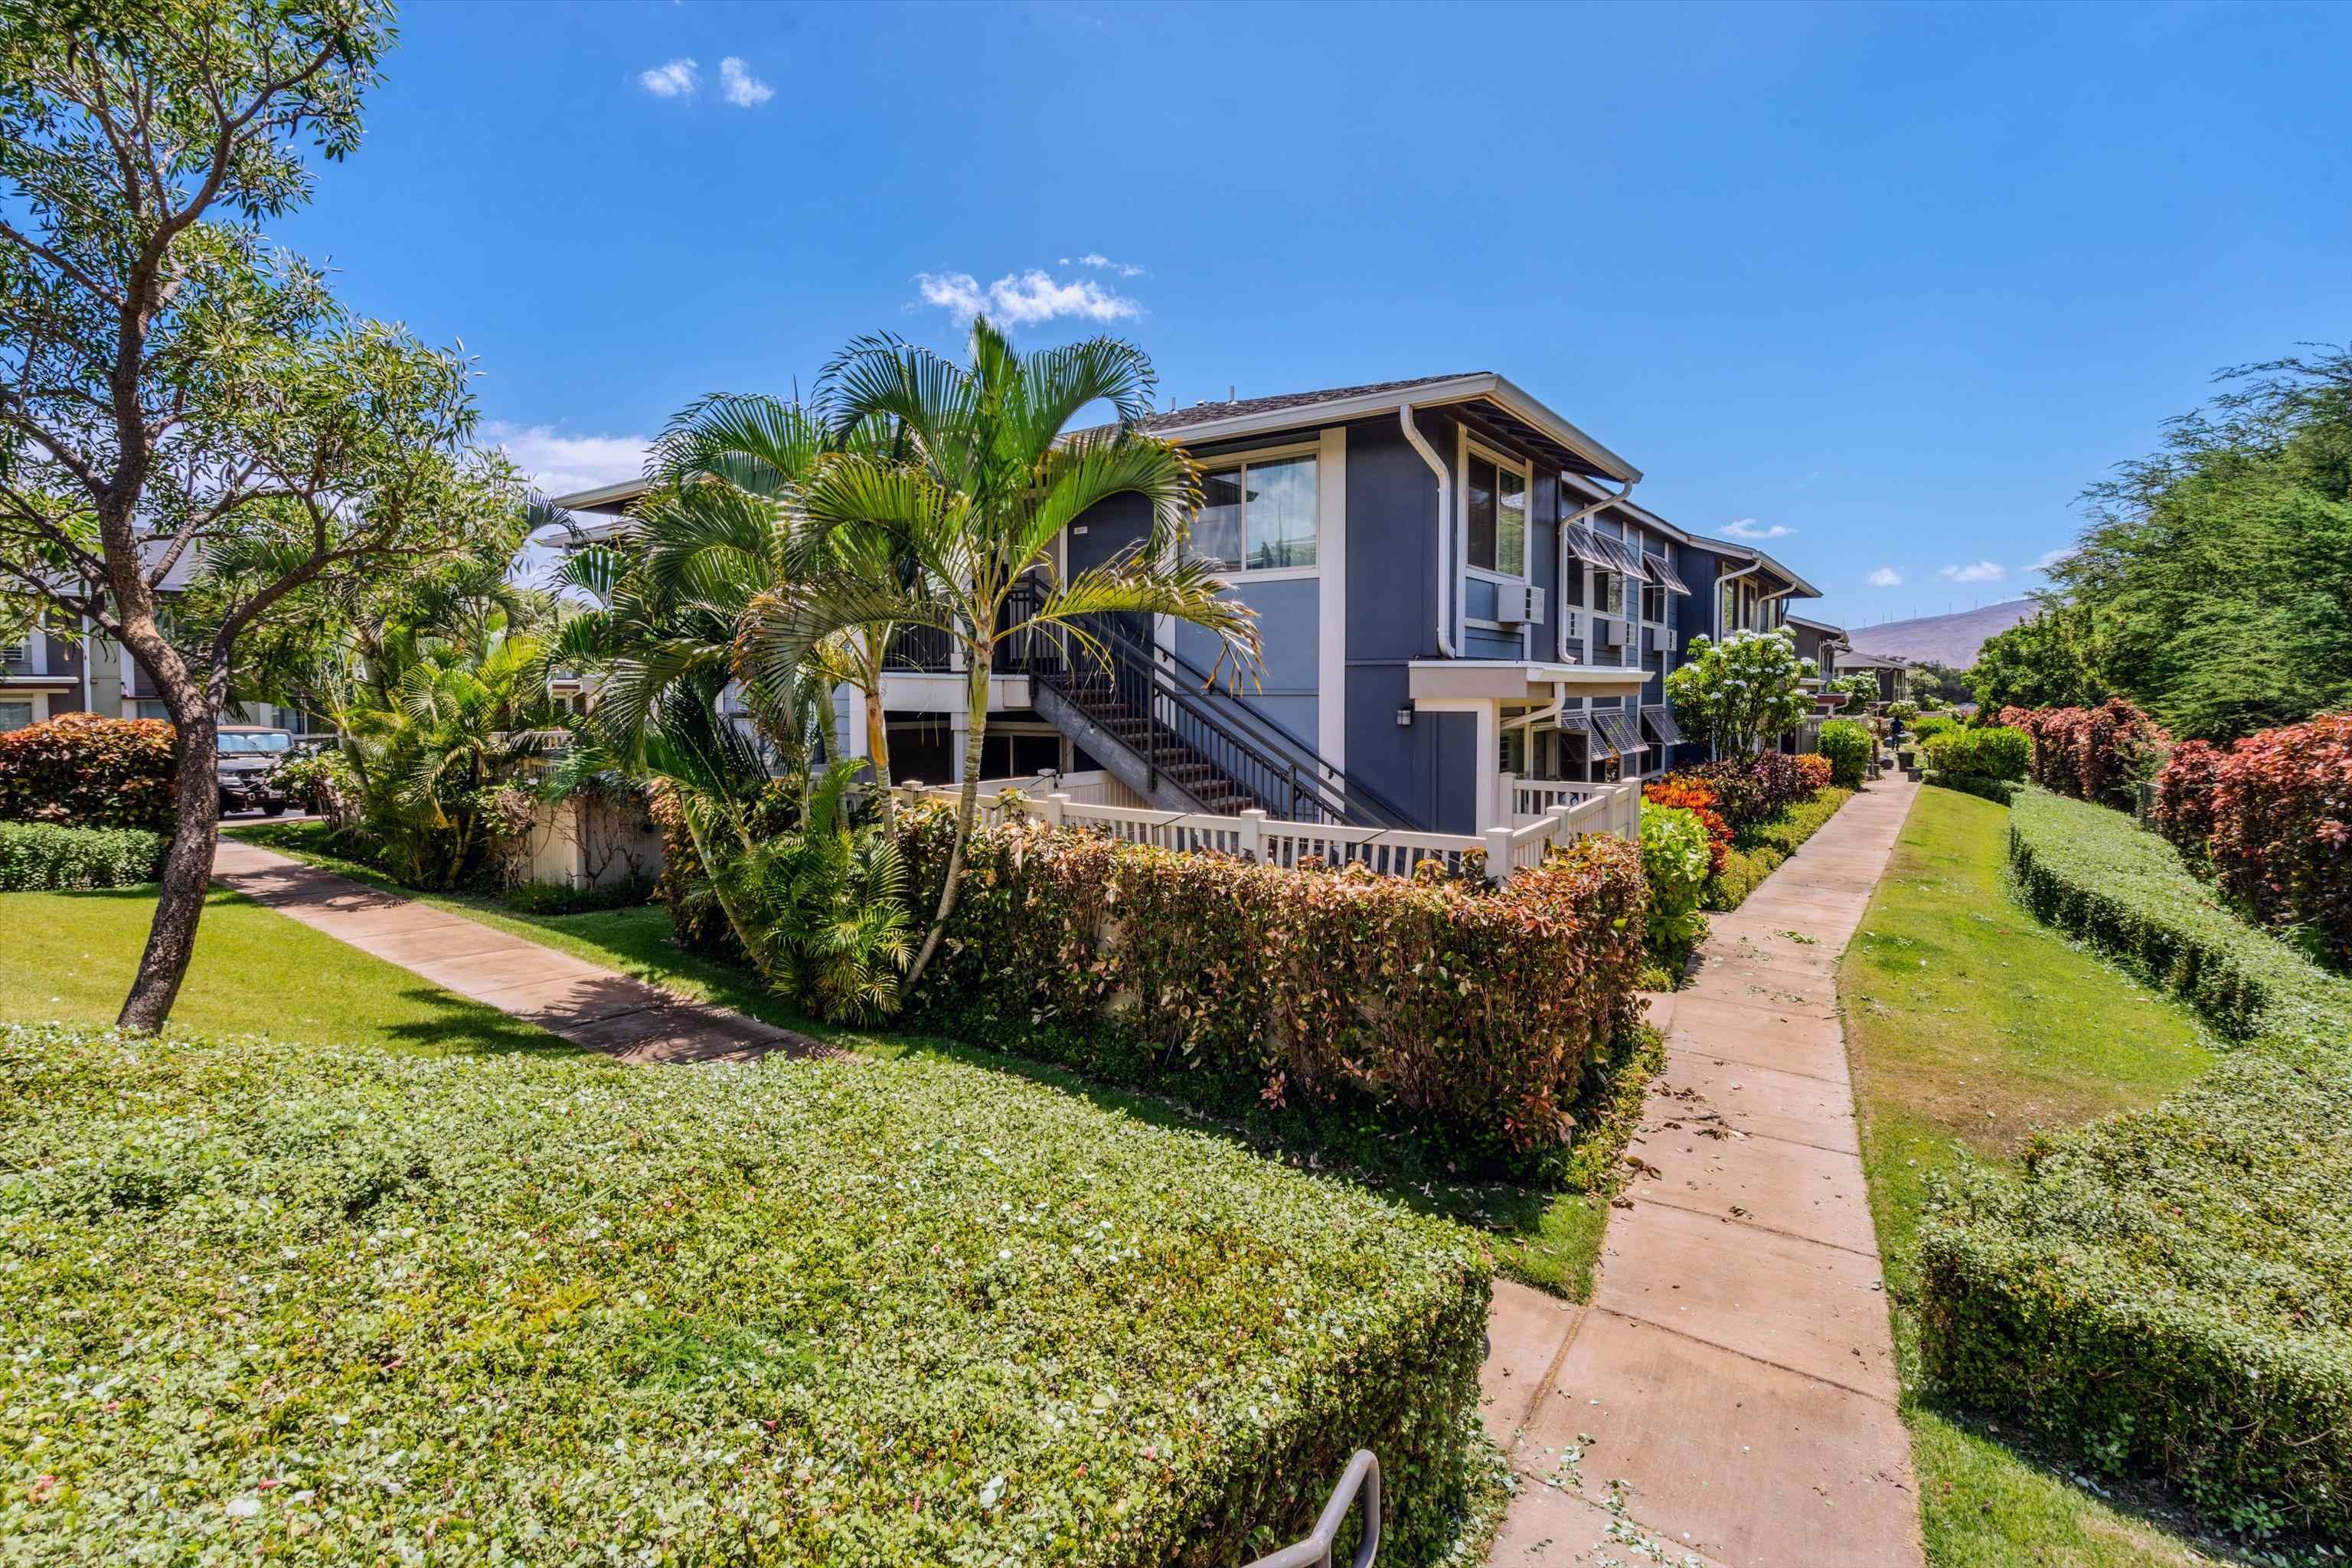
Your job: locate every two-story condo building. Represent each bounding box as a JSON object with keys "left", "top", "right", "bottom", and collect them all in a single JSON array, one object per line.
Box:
[{"left": 555, "top": 371, "right": 1835, "bottom": 838}]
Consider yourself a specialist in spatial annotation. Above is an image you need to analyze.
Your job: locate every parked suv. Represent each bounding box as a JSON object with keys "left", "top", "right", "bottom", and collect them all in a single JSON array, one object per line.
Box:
[{"left": 217, "top": 725, "right": 296, "bottom": 816}]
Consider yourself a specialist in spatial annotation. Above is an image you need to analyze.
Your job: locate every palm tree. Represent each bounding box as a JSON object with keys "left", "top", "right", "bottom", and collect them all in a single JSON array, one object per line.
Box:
[{"left": 750, "top": 316, "right": 1262, "bottom": 985}]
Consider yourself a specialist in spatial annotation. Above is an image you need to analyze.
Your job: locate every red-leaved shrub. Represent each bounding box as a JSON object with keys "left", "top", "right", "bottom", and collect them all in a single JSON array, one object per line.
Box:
[
  {"left": 0, "top": 712, "right": 177, "bottom": 830},
  {"left": 893, "top": 802, "right": 1647, "bottom": 1173},
  {"left": 1644, "top": 777, "right": 1731, "bottom": 876},
  {"left": 2150, "top": 738, "right": 2226, "bottom": 861},
  {"left": 1671, "top": 751, "right": 1819, "bottom": 833},
  {"left": 2006, "top": 699, "right": 2167, "bottom": 808},
  {"left": 1793, "top": 753, "right": 1834, "bottom": 793},
  {"left": 2204, "top": 714, "right": 2352, "bottom": 970}
]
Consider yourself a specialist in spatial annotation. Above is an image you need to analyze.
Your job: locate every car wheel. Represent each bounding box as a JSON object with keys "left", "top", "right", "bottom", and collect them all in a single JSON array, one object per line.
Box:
[{"left": 262, "top": 802, "right": 286, "bottom": 817}]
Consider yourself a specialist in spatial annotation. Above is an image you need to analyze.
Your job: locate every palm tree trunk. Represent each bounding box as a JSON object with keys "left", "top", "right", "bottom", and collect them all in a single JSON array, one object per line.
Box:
[
  {"left": 903, "top": 654, "right": 991, "bottom": 988},
  {"left": 677, "top": 799, "right": 776, "bottom": 986}
]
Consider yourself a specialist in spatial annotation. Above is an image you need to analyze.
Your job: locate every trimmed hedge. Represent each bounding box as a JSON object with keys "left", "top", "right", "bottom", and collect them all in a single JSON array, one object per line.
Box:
[
  {"left": 1700, "top": 787, "right": 1856, "bottom": 911},
  {"left": 2002, "top": 786, "right": 2352, "bottom": 1045},
  {"left": 1923, "top": 724, "right": 2029, "bottom": 785},
  {"left": 2201, "top": 714, "right": 2352, "bottom": 972},
  {"left": 0, "top": 711, "right": 176, "bottom": 830},
  {"left": 0, "top": 1024, "right": 1494, "bottom": 1566},
  {"left": 1919, "top": 1053, "right": 2352, "bottom": 1540},
  {"left": 1919, "top": 785, "right": 2352, "bottom": 1537},
  {"left": 892, "top": 805, "right": 1647, "bottom": 1176},
  {"left": 0, "top": 822, "right": 168, "bottom": 890},
  {"left": 2001, "top": 698, "right": 2167, "bottom": 809},
  {"left": 1817, "top": 719, "right": 1873, "bottom": 789}
]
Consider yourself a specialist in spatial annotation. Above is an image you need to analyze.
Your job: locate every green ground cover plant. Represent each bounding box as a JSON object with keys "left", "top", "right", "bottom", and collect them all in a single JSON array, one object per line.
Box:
[
  {"left": 1, "top": 1024, "right": 1496, "bottom": 1566},
  {"left": 1916, "top": 784, "right": 2352, "bottom": 1544},
  {"left": 0, "top": 822, "right": 166, "bottom": 890}
]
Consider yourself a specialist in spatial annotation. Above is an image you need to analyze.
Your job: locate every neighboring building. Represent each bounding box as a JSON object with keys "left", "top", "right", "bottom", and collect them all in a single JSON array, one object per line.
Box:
[
  {"left": 0, "top": 612, "right": 317, "bottom": 735},
  {"left": 554, "top": 371, "right": 1838, "bottom": 835},
  {"left": 1835, "top": 648, "right": 1913, "bottom": 704}
]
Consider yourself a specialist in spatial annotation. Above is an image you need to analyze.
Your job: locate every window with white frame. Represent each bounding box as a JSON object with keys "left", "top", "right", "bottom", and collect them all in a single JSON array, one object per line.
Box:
[
  {"left": 1595, "top": 570, "right": 1627, "bottom": 618},
  {"left": 1465, "top": 449, "right": 1527, "bottom": 577},
  {"left": 0, "top": 701, "right": 31, "bottom": 732},
  {"left": 1718, "top": 579, "right": 1737, "bottom": 635},
  {"left": 1194, "top": 451, "right": 1317, "bottom": 573},
  {"left": 1641, "top": 580, "right": 1667, "bottom": 624}
]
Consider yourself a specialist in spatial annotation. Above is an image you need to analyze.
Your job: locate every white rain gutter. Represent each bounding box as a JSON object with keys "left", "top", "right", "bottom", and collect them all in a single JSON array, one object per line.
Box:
[
  {"left": 1557, "top": 481, "right": 1636, "bottom": 662},
  {"left": 1715, "top": 557, "right": 1762, "bottom": 633},
  {"left": 1400, "top": 403, "right": 1457, "bottom": 658}
]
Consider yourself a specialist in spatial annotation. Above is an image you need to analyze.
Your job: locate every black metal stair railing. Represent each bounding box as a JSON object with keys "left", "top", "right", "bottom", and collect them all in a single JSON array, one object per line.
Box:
[{"left": 1011, "top": 603, "right": 1415, "bottom": 828}]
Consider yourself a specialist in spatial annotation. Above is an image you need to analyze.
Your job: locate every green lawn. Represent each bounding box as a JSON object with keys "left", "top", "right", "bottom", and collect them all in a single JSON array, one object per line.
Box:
[
  {"left": 1840, "top": 785, "right": 2251, "bottom": 1566},
  {"left": 0, "top": 886, "right": 560, "bottom": 1055}
]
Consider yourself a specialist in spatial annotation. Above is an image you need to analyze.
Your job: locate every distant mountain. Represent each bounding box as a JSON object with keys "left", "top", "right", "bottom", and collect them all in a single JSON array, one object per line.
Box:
[{"left": 1846, "top": 599, "right": 2040, "bottom": 668}]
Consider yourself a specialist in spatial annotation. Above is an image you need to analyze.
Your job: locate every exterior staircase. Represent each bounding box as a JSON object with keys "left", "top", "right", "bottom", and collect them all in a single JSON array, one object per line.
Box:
[{"left": 1014, "top": 606, "right": 1416, "bottom": 828}]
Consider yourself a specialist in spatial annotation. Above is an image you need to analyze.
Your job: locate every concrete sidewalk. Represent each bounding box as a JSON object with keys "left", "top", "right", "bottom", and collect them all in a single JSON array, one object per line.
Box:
[
  {"left": 212, "top": 838, "right": 829, "bottom": 1063},
  {"left": 1484, "top": 777, "right": 1924, "bottom": 1568}
]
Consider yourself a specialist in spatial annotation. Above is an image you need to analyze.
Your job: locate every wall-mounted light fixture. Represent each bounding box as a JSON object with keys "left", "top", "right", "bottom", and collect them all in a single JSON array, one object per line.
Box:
[{"left": 1396, "top": 706, "right": 1414, "bottom": 727}]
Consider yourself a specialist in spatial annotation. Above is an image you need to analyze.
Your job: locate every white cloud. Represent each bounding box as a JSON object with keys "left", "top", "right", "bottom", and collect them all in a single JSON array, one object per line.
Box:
[
  {"left": 1867, "top": 566, "right": 1903, "bottom": 588},
  {"left": 483, "top": 421, "right": 650, "bottom": 500},
  {"left": 2033, "top": 547, "right": 2075, "bottom": 573},
  {"left": 718, "top": 57, "right": 773, "bottom": 106},
  {"left": 915, "top": 267, "right": 1143, "bottom": 325},
  {"left": 1939, "top": 560, "right": 2007, "bottom": 584},
  {"left": 636, "top": 57, "right": 698, "bottom": 98},
  {"left": 1073, "top": 251, "right": 1146, "bottom": 278},
  {"left": 1720, "top": 518, "right": 1795, "bottom": 541}
]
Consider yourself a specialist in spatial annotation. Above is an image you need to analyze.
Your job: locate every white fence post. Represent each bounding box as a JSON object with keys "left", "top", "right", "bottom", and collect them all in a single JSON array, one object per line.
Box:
[
  {"left": 1547, "top": 801, "right": 1575, "bottom": 854},
  {"left": 1040, "top": 792, "right": 1069, "bottom": 829},
  {"left": 1498, "top": 770, "right": 1519, "bottom": 825},
  {"left": 1483, "top": 825, "right": 1512, "bottom": 884},
  {"left": 1237, "top": 808, "right": 1266, "bottom": 861}
]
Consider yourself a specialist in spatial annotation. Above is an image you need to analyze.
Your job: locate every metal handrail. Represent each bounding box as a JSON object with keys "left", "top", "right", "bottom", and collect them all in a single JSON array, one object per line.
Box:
[
  {"left": 1078, "top": 618, "right": 1419, "bottom": 829},
  {"left": 1242, "top": 1450, "right": 1380, "bottom": 1568}
]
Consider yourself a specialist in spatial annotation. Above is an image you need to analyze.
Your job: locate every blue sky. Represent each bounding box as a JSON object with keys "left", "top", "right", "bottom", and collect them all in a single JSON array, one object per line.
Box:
[{"left": 277, "top": 0, "right": 2351, "bottom": 629}]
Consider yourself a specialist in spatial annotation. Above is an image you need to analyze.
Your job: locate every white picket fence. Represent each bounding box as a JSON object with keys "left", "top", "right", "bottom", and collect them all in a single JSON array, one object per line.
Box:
[{"left": 903, "top": 773, "right": 1641, "bottom": 885}]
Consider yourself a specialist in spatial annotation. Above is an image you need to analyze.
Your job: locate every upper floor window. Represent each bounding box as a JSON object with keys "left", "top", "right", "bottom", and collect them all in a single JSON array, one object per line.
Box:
[
  {"left": 1718, "top": 579, "right": 1737, "bottom": 635},
  {"left": 1641, "top": 581, "right": 1667, "bottom": 624},
  {"left": 1195, "top": 452, "right": 1318, "bottom": 574},
  {"left": 1465, "top": 449, "right": 1527, "bottom": 577},
  {"left": 1596, "top": 570, "right": 1627, "bottom": 618}
]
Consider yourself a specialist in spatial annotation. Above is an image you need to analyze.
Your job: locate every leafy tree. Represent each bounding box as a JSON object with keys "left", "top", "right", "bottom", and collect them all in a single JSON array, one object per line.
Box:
[
  {"left": 1965, "top": 599, "right": 2105, "bottom": 714},
  {"left": 2037, "top": 346, "right": 2352, "bottom": 740},
  {"left": 758, "top": 318, "right": 1262, "bottom": 986},
  {"left": 1664, "top": 629, "right": 1814, "bottom": 756},
  {"left": 0, "top": 0, "right": 522, "bottom": 1030},
  {"left": 1906, "top": 660, "right": 1974, "bottom": 705}
]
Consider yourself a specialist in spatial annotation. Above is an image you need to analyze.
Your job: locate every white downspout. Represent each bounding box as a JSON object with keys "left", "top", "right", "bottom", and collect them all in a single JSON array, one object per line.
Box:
[
  {"left": 1400, "top": 403, "right": 1456, "bottom": 658},
  {"left": 1557, "top": 482, "right": 1635, "bottom": 662},
  {"left": 1716, "top": 559, "right": 1761, "bottom": 634}
]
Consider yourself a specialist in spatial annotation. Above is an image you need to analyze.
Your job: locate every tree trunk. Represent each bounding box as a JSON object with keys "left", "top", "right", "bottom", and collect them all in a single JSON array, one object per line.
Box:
[
  {"left": 903, "top": 655, "right": 991, "bottom": 988},
  {"left": 116, "top": 664, "right": 220, "bottom": 1034}
]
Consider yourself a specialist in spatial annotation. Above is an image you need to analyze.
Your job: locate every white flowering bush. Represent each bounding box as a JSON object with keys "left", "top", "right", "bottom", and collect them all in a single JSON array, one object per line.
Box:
[
  {"left": 1663, "top": 629, "right": 1814, "bottom": 754},
  {"left": 0, "top": 1026, "right": 1491, "bottom": 1565}
]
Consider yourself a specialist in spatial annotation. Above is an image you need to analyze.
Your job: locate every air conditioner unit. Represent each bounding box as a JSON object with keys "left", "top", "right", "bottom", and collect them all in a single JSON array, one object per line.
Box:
[
  {"left": 1561, "top": 609, "right": 1582, "bottom": 639},
  {"left": 1492, "top": 581, "right": 1545, "bottom": 626}
]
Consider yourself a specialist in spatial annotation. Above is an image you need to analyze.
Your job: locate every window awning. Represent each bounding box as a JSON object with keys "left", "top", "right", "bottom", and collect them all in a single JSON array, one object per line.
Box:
[
  {"left": 1592, "top": 707, "right": 1646, "bottom": 758},
  {"left": 1557, "top": 709, "right": 1592, "bottom": 735},
  {"left": 1560, "top": 523, "right": 1618, "bottom": 571},
  {"left": 1642, "top": 704, "right": 1684, "bottom": 746},
  {"left": 1641, "top": 552, "right": 1692, "bottom": 596}
]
